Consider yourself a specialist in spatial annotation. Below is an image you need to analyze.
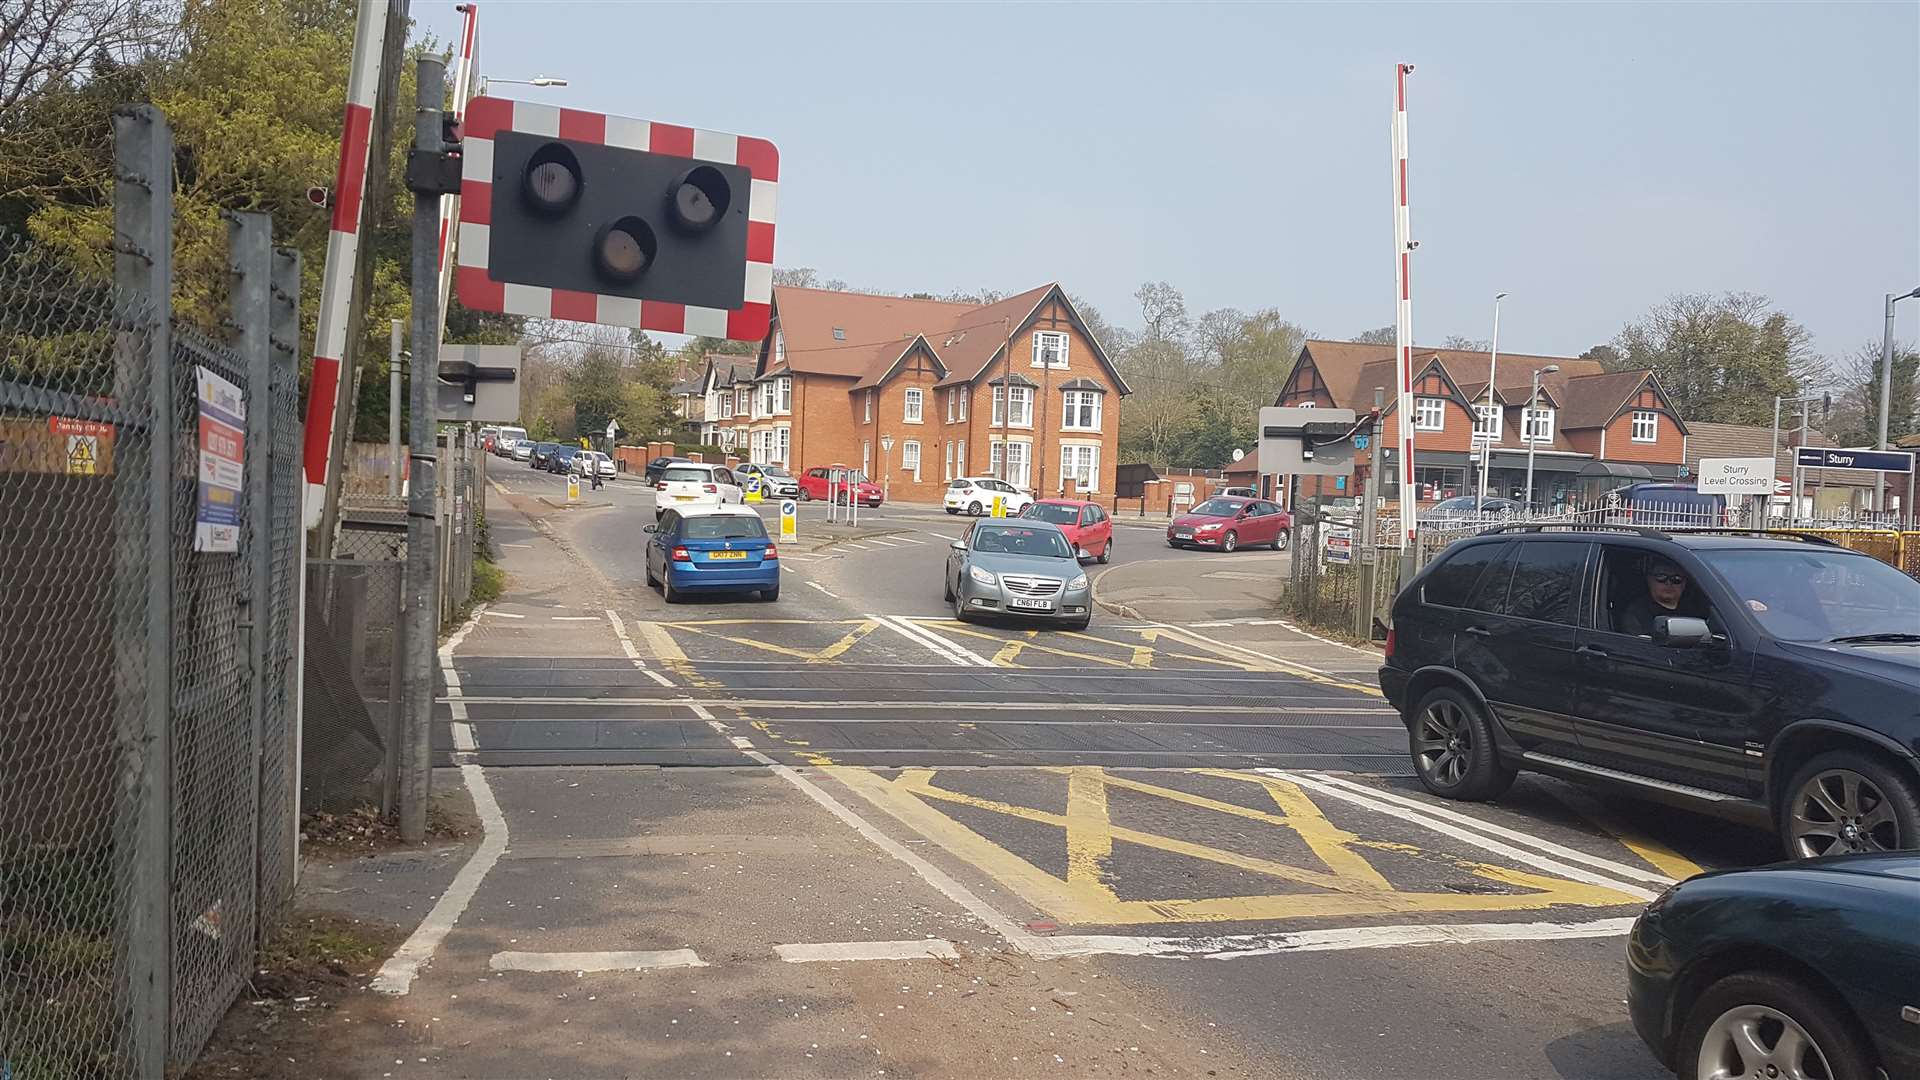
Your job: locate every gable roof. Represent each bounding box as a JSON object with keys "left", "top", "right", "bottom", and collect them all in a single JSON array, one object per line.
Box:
[
  {"left": 769, "top": 283, "right": 1129, "bottom": 395},
  {"left": 1557, "top": 370, "right": 1653, "bottom": 430}
]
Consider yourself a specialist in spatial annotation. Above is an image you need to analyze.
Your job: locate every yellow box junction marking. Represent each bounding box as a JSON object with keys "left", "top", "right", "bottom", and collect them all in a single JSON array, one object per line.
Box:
[
  {"left": 1543, "top": 784, "right": 1707, "bottom": 881},
  {"left": 828, "top": 766, "right": 1640, "bottom": 925},
  {"left": 659, "top": 618, "right": 880, "bottom": 665}
]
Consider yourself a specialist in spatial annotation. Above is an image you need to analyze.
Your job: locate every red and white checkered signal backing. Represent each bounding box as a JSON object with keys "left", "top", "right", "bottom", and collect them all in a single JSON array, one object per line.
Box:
[{"left": 456, "top": 96, "right": 778, "bottom": 340}]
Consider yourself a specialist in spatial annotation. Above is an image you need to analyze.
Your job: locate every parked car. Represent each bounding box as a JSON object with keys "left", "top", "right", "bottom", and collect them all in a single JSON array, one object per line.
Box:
[
  {"left": 1378, "top": 525, "right": 1920, "bottom": 859},
  {"left": 799, "top": 466, "right": 883, "bottom": 507},
  {"left": 1167, "top": 496, "right": 1291, "bottom": 552},
  {"left": 944, "top": 476, "right": 1033, "bottom": 517},
  {"left": 1604, "top": 482, "right": 1729, "bottom": 527},
  {"left": 644, "top": 455, "right": 689, "bottom": 485},
  {"left": 528, "top": 442, "right": 559, "bottom": 469},
  {"left": 1628, "top": 853, "right": 1920, "bottom": 1080},
  {"left": 654, "top": 461, "right": 745, "bottom": 520},
  {"left": 1021, "top": 499, "right": 1114, "bottom": 563},
  {"left": 1216, "top": 485, "right": 1258, "bottom": 499},
  {"left": 1421, "top": 495, "right": 1520, "bottom": 524},
  {"left": 736, "top": 462, "right": 801, "bottom": 499},
  {"left": 572, "top": 450, "right": 616, "bottom": 480},
  {"left": 547, "top": 445, "right": 581, "bottom": 474},
  {"left": 944, "top": 519, "right": 1092, "bottom": 630},
  {"left": 644, "top": 505, "right": 779, "bottom": 603},
  {"left": 510, "top": 440, "right": 535, "bottom": 462}
]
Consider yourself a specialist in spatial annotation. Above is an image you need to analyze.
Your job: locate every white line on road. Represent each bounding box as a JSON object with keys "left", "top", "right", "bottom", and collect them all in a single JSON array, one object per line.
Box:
[
  {"left": 775, "top": 939, "right": 959, "bottom": 963},
  {"left": 1267, "top": 770, "right": 1662, "bottom": 901},
  {"left": 373, "top": 606, "right": 510, "bottom": 996},
  {"left": 489, "top": 949, "right": 707, "bottom": 974},
  {"left": 500, "top": 542, "right": 532, "bottom": 548},
  {"left": 551, "top": 615, "right": 600, "bottom": 621},
  {"left": 603, "top": 609, "right": 676, "bottom": 689},
  {"left": 1035, "top": 917, "right": 1639, "bottom": 960},
  {"left": 871, "top": 613, "right": 992, "bottom": 667},
  {"left": 1188, "top": 621, "right": 1233, "bottom": 628},
  {"left": 840, "top": 542, "right": 871, "bottom": 551},
  {"left": 865, "top": 538, "right": 900, "bottom": 548},
  {"left": 806, "top": 580, "right": 839, "bottom": 598},
  {"left": 889, "top": 535, "right": 927, "bottom": 545},
  {"left": 483, "top": 610, "right": 526, "bottom": 619}
]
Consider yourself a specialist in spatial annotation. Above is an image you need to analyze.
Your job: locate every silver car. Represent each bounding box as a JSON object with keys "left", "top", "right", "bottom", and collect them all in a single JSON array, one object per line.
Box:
[{"left": 944, "top": 520, "right": 1093, "bottom": 630}]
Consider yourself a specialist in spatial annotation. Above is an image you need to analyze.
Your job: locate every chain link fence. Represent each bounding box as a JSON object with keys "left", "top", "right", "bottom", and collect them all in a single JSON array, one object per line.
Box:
[{"left": 1, "top": 107, "right": 305, "bottom": 1076}]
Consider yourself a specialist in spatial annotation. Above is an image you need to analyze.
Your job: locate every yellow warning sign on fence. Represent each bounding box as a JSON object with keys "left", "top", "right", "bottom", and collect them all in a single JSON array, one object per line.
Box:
[{"left": 66, "top": 434, "right": 99, "bottom": 475}]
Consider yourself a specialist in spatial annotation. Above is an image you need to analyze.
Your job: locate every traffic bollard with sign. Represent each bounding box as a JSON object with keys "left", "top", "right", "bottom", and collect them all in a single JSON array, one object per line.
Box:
[
  {"left": 780, "top": 498, "right": 797, "bottom": 541},
  {"left": 745, "top": 475, "right": 763, "bottom": 503},
  {"left": 991, "top": 495, "right": 1006, "bottom": 518},
  {"left": 566, "top": 475, "right": 579, "bottom": 502}
]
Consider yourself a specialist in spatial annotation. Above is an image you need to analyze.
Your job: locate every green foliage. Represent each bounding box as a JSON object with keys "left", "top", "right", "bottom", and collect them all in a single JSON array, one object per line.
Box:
[
  {"left": 1351, "top": 325, "right": 1397, "bottom": 345},
  {"left": 1611, "top": 292, "right": 1815, "bottom": 425}
]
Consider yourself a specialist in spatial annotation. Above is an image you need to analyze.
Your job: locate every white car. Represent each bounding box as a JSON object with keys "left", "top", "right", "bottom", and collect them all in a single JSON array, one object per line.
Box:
[
  {"left": 572, "top": 450, "right": 617, "bottom": 479},
  {"left": 654, "top": 461, "right": 745, "bottom": 520},
  {"left": 944, "top": 476, "right": 1033, "bottom": 517}
]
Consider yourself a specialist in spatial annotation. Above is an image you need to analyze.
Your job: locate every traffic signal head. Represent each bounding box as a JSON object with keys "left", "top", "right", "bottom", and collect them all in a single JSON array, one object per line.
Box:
[{"left": 456, "top": 97, "right": 778, "bottom": 340}]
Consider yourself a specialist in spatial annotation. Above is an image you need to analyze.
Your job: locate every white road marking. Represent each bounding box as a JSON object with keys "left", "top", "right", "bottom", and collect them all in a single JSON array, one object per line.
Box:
[
  {"left": 372, "top": 606, "right": 510, "bottom": 995},
  {"left": 775, "top": 939, "right": 959, "bottom": 963},
  {"left": 865, "top": 538, "right": 900, "bottom": 548},
  {"left": 806, "top": 580, "right": 839, "bottom": 598},
  {"left": 1188, "top": 621, "right": 1233, "bottom": 628},
  {"left": 489, "top": 949, "right": 707, "bottom": 973},
  {"left": 1267, "top": 770, "right": 1662, "bottom": 900},
  {"left": 1274, "top": 619, "right": 1381, "bottom": 655},
  {"left": 889, "top": 535, "right": 927, "bottom": 545},
  {"left": 840, "top": 542, "right": 871, "bottom": 551},
  {"left": 603, "top": 609, "right": 676, "bottom": 689},
  {"left": 483, "top": 610, "right": 526, "bottom": 619},
  {"left": 1296, "top": 771, "right": 1679, "bottom": 888},
  {"left": 500, "top": 542, "right": 533, "bottom": 548},
  {"left": 871, "top": 613, "right": 991, "bottom": 667},
  {"left": 551, "top": 615, "right": 600, "bottom": 621},
  {"left": 1036, "top": 917, "right": 1640, "bottom": 960}
]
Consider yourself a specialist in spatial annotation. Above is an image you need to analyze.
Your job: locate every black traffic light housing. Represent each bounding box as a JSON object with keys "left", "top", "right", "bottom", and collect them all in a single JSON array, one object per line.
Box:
[{"left": 484, "top": 131, "right": 751, "bottom": 309}]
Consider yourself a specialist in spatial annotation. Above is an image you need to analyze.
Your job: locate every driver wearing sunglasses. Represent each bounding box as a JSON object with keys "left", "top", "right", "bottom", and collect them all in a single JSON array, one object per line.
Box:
[{"left": 1616, "top": 555, "right": 1708, "bottom": 638}]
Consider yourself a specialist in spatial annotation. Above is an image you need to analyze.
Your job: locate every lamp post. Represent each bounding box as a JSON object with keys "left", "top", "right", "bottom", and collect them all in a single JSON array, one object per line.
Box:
[
  {"left": 1523, "top": 364, "right": 1558, "bottom": 512},
  {"left": 1876, "top": 287, "right": 1920, "bottom": 514},
  {"left": 1477, "top": 292, "right": 1506, "bottom": 509},
  {"left": 1773, "top": 390, "right": 1830, "bottom": 525},
  {"left": 477, "top": 74, "right": 568, "bottom": 95}
]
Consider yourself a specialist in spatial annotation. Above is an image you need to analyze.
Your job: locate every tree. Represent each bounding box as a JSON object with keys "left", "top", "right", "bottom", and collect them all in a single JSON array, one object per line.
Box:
[
  {"left": 772, "top": 266, "right": 819, "bottom": 288},
  {"left": 1066, "top": 292, "right": 1128, "bottom": 356},
  {"left": 1611, "top": 293, "right": 1818, "bottom": 425},
  {"left": 1351, "top": 325, "right": 1397, "bottom": 345},
  {"left": 1441, "top": 335, "right": 1490, "bottom": 352},
  {"left": 1580, "top": 344, "right": 1621, "bottom": 365},
  {"left": 1823, "top": 340, "right": 1919, "bottom": 447}
]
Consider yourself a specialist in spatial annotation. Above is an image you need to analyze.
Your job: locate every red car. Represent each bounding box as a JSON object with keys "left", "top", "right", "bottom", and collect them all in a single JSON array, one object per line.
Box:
[
  {"left": 1167, "top": 496, "right": 1291, "bottom": 552},
  {"left": 1020, "top": 498, "right": 1115, "bottom": 563},
  {"left": 798, "top": 465, "right": 884, "bottom": 507}
]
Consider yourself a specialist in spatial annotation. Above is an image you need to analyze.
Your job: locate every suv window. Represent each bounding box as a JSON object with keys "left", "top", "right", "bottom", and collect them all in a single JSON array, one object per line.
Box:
[
  {"left": 1423, "top": 542, "right": 1509, "bottom": 609},
  {"left": 1504, "top": 542, "right": 1589, "bottom": 625}
]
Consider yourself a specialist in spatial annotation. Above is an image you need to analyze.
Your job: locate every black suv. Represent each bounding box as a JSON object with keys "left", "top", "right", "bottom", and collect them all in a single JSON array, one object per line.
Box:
[{"left": 1378, "top": 526, "right": 1920, "bottom": 860}]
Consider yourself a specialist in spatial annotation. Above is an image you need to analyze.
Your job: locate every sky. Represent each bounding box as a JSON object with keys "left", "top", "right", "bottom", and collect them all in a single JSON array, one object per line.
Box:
[{"left": 416, "top": 1, "right": 1920, "bottom": 369}]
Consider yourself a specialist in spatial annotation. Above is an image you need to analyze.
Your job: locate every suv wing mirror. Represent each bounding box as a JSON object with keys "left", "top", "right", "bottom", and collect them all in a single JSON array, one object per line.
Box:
[{"left": 1652, "top": 615, "right": 1711, "bottom": 648}]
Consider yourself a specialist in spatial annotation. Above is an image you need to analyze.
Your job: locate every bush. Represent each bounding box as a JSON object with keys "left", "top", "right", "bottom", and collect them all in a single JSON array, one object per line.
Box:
[{"left": 470, "top": 559, "right": 505, "bottom": 605}]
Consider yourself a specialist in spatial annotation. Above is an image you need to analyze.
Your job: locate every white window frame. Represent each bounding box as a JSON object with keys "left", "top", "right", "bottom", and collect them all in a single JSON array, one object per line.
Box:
[
  {"left": 863, "top": 390, "right": 873, "bottom": 424},
  {"left": 1032, "top": 330, "right": 1069, "bottom": 369},
  {"left": 1414, "top": 396, "right": 1446, "bottom": 432},
  {"left": 1631, "top": 409, "right": 1658, "bottom": 443},
  {"left": 735, "top": 388, "right": 748, "bottom": 416},
  {"left": 990, "top": 440, "right": 1031, "bottom": 488},
  {"left": 774, "top": 330, "right": 786, "bottom": 366},
  {"left": 1473, "top": 403, "right": 1502, "bottom": 440},
  {"left": 1523, "top": 405, "right": 1555, "bottom": 443},
  {"left": 1062, "top": 390, "right": 1102, "bottom": 432},
  {"left": 776, "top": 425, "right": 790, "bottom": 466},
  {"left": 945, "top": 389, "right": 956, "bottom": 423},
  {"left": 992, "top": 385, "right": 1033, "bottom": 428},
  {"left": 958, "top": 389, "right": 968, "bottom": 421},
  {"left": 904, "top": 388, "right": 923, "bottom": 424},
  {"left": 1060, "top": 444, "right": 1099, "bottom": 493},
  {"left": 777, "top": 377, "right": 791, "bottom": 414},
  {"left": 760, "top": 381, "right": 776, "bottom": 418},
  {"left": 944, "top": 440, "right": 954, "bottom": 481},
  {"left": 902, "top": 440, "right": 921, "bottom": 482},
  {"left": 955, "top": 440, "right": 965, "bottom": 476}
]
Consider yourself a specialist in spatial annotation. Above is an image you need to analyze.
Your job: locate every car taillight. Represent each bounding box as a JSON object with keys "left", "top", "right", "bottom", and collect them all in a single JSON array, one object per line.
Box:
[
  {"left": 1383, "top": 627, "right": 1396, "bottom": 658},
  {"left": 764, "top": 544, "right": 778, "bottom": 560},
  {"left": 671, "top": 546, "right": 691, "bottom": 562},
  {"left": 703, "top": 483, "right": 717, "bottom": 493},
  {"left": 656, "top": 482, "right": 668, "bottom": 491}
]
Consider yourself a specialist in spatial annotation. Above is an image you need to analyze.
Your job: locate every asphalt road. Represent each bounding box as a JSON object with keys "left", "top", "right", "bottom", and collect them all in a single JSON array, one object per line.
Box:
[{"left": 380, "top": 461, "right": 1783, "bottom": 1080}]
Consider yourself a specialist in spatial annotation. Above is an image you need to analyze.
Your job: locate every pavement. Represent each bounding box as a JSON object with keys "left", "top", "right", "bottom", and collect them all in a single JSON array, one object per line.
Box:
[{"left": 292, "top": 460, "right": 1785, "bottom": 1079}]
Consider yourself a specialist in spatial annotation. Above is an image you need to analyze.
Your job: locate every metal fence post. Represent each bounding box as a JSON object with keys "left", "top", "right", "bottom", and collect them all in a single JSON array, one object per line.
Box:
[
  {"left": 229, "top": 212, "right": 273, "bottom": 951},
  {"left": 399, "top": 57, "right": 447, "bottom": 843},
  {"left": 111, "top": 102, "right": 174, "bottom": 1078},
  {"left": 270, "top": 246, "right": 305, "bottom": 888}
]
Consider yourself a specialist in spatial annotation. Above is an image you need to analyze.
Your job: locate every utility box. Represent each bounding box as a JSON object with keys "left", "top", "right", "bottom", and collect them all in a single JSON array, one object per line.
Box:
[
  {"left": 436, "top": 344, "right": 522, "bottom": 423},
  {"left": 1257, "top": 406, "right": 1359, "bottom": 477}
]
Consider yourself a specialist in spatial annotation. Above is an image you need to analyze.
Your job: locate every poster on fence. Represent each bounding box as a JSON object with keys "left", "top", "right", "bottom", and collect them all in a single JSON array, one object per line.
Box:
[{"left": 194, "top": 366, "right": 245, "bottom": 552}]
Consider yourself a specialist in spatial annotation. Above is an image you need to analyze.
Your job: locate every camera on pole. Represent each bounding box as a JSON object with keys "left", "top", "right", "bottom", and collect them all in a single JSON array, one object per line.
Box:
[{"left": 453, "top": 97, "right": 779, "bottom": 341}]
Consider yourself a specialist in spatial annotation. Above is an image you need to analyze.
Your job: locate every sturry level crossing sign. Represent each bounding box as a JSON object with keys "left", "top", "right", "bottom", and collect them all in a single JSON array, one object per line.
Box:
[{"left": 456, "top": 97, "right": 779, "bottom": 341}]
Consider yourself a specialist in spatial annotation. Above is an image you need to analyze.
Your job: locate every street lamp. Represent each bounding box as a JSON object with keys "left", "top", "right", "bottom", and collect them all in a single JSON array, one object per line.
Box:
[
  {"left": 1774, "top": 390, "right": 1831, "bottom": 525},
  {"left": 478, "top": 75, "right": 569, "bottom": 95},
  {"left": 1875, "top": 286, "right": 1920, "bottom": 513},
  {"left": 1477, "top": 292, "right": 1506, "bottom": 509},
  {"left": 1523, "top": 364, "right": 1558, "bottom": 512}
]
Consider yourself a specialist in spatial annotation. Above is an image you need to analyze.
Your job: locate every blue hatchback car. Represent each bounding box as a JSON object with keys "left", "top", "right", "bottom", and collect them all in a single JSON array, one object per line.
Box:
[{"left": 644, "top": 505, "right": 779, "bottom": 603}]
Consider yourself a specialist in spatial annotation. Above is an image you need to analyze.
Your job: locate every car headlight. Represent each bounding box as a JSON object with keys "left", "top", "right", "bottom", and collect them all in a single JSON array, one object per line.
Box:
[
  {"left": 969, "top": 565, "right": 997, "bottom": 586},
  {"left": 1197, "top": 522, "right": 1222, "bottom": 531},
  {"left": 1068, "top": 574, "right": 1088, "bottom": 590}
]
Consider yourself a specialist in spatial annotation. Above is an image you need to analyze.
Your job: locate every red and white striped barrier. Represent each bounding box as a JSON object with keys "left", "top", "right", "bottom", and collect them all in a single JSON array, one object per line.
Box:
[
  {"left": 456, "top": 97, "right": 778, "bottom": 341},
  {"left": 1391, "top": 63, "right": 1418, "bottom": 548},
  {"left": 434, "top": 2, "right": 480, "bottom": 348},
  {"left": 300, "top": 0, "right": 391, "bottom": 527}
]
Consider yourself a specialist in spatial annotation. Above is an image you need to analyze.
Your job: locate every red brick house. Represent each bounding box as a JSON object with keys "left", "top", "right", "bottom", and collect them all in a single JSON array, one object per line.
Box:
[
  {"left": 741, "top": 283, "right": 1130, "bottom": 505},
  {"left": 1275, "top": 341, "right": 1688, "bottom": 508}
]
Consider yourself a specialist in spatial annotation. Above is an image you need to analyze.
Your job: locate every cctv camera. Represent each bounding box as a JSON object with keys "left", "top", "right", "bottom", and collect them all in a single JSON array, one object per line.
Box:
[{"left": 1406, "top": 240, "right": 1420, "bottom": 250}]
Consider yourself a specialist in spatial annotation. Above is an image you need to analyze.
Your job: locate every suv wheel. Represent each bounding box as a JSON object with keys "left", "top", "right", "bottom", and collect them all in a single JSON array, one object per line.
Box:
[
  {"left": 1408, "top": 686, "right": 1516, "bottom": 801},
  {"left": 1677, "top": 972, "right": 1872, "bottom": 1080},
  {"left": 1780, "top": 749, "right": 1920, "bottom": 859}
]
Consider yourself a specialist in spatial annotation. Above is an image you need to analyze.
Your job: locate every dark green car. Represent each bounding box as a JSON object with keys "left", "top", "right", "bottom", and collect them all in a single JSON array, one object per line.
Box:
[{"left": 1628, "top": 853, "right": 1920, "bottom": 1080}]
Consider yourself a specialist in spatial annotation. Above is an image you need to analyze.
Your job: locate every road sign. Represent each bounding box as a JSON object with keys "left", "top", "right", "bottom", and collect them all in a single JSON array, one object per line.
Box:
[
  {"left": 991, "top": 495, "right": 1007, "bottom": 518},
  {"left": 780, "top": 498, "right": 797, "bottom": 540},
  {"left": 1794, "top": 446, "right": 1914, "bottom": 473},
  {"left": 66, "top": 434, "right": 99, "bottom": 475},
  {"left": 1325, "top": 529, "right": 1353, "bottom": 565},
  {"left": 566, "top": 475, "right": 579, "bottom": 502},
  {"left": 1697, "top": 456, "right": 1778, "bottom": 495},
  {"left": 605, "top": 418, "right": 621, "bottom": 440},
  {"left": 194, "top": 366, "right": 245, "bottom": 553},
  {"left": 1353, "top": 435, "right": 1369, "bottom": 450},
  {"left": 744, "top": 475, "right": 763, "bottom": 502},
  {"left": 456, "top": 97, "right": 778, "bottom": 340},
  {"left": 880, "top": 435, "right": 894, "bottom": 453}
]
